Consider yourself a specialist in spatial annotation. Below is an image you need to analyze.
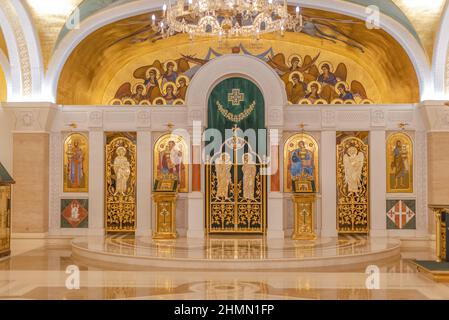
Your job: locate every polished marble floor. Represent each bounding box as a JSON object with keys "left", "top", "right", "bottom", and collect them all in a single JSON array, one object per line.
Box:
[
  {"left": 71, "top": 235, "right": 401, "bottom": 269},
  {"left": 0, "top": 238, "right": 448, "bottom": 300}
]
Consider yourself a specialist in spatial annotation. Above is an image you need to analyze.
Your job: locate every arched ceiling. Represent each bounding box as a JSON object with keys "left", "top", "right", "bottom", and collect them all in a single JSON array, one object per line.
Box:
[
  {"left": 9, "top": 0, "right": 441, "bottom": 65},
  {"left": 0, "top": 66, "right": 6, "bottom": 102},
  {"left": 0, "top": 29, "right": 8, "bottom": 60},
  {"left": 57, "top": 8, "right": 419, "bottom": 105},
  {"left": 0, "top": 29, "right": 7, "bottom": 101}
]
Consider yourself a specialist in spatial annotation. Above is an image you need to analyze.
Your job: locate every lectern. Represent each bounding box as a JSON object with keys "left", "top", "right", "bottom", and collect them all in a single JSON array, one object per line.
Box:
[
  {"left": 0, "top": 162, "right": 14, "bottom": 258},
  {"left": 152, "top": 174, "right": 178, "bottom": 240},
  {"left": 291, "top": 176, "right": 317, "bottom": 240}
]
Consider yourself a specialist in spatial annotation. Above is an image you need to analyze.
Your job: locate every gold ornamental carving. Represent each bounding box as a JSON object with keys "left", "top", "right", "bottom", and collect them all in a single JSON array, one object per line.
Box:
[
  {"left": 153, "top": 192, "right": 178, "bottom": 240},
  {"left": 206, "top": 135, "right": 266, "bottom": 234},
  {"left": 105, "top": 133, "right": 137, "bottom": 233},
  {"left": 292, "top": 194, "right": 317, "bottom": 240},
  {"left": 430, "top": 206, "right": 449, "bottom": 262},
  {"left": 337, "top": 136, "right": 369, "bottom": 234}
]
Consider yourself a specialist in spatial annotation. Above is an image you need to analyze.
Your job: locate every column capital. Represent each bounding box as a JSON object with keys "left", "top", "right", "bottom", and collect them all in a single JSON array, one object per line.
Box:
[
  {"left": 2, "top": 102, "right": 57, "bottom": 133},
  {"left": 419, "top": 100, "right": 449, "bottom": 132}
]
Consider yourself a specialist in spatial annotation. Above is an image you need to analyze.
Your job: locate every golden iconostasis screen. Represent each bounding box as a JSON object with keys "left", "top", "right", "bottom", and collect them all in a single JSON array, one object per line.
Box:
[
  {"left": 336, "top": 132, "right": 369, "bottom": 234},
  {"left": 105, "top": 132, "right": 137, "bottom": 233}
]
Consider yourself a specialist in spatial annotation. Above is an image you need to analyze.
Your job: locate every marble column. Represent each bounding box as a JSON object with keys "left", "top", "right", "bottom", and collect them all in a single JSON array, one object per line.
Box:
[
  {"left": 136, "top": 131, "right": 152, "bottom": 237},
  {"left": 187, "top": 123, "right": 205, "bottom": 239},
  {"left": 321, "top": 130, "right": 337, "bottom": 237},
  {"left": 4, "top": 103, "right": 56, "bottom": 237},
  {"left": 88, "top": 129, "right": 105, "bottom": 235},
  {"left": 12, "top": 133, "right": 49, "bottom": 234},
  {"left": 370, "top": 130, "right": 387, "bottom": 237},
  {"left": 267, "top": 128, "right": 284, "bottom": 239}
]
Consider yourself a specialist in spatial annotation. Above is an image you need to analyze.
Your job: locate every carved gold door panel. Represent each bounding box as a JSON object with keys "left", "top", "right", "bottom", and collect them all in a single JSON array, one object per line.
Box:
[
  {"left": 105, "top": 132, "right": 137, "bottom": 233},
  {"left": 336, "top": 135, "right": 369, "bottom": 234},
  {"left": 206, "top": 136, "right": 266, "bottom": 234}
]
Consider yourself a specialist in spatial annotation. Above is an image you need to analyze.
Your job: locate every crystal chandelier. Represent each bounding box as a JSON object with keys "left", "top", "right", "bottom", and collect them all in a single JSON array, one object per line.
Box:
[{"left": 151, "top": 0, "right": 304, "bottom": 40}]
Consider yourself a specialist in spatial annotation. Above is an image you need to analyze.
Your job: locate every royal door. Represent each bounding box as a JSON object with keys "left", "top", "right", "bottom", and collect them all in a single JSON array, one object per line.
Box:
[{"left": 206, "top": 135, "right": 267, "bottom": 234}]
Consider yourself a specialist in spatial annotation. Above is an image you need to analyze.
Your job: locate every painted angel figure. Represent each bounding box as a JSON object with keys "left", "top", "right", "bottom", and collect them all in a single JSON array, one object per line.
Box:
[
  {"left": 343, "top": 146, "right": 364, "bottom": 194},
  {"left": 113, "top": 147, "right": 131, "bottom": 196}
]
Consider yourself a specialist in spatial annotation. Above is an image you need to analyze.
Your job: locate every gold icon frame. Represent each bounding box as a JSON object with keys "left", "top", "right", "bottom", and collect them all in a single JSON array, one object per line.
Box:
[
  {"left": 386, "top": 132, "right": 413, "bottom": 193},
  {"left": 63, "top": 133, "right": 89, "bottom": 193},
  {"left": 283, "top": 133, "right": 319, "bottom": 193}
]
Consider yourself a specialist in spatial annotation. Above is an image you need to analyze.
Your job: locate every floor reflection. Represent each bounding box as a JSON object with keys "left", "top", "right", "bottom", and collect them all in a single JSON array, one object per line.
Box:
[{"left": 0, "top": 239, "right": 447, "bottom": 300}]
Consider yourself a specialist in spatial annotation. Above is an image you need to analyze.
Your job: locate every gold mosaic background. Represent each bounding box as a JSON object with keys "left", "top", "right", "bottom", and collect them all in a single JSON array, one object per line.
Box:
[{"left": 57, "top": 9, "right": 420, "bottom": 105}]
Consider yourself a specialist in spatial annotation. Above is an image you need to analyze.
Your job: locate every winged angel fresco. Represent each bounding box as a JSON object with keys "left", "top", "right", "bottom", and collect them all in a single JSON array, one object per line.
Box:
[
  {"left": 343, "top": 146, "right": 365, "bottom": 195},
  {"left": 267, "top": 53, "right": 369, "bottom": 104}
]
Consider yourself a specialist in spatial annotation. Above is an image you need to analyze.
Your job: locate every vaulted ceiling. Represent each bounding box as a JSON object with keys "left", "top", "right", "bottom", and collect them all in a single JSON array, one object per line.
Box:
[{"left": 0, "top": 0, "right": 447, "bottom": 103}]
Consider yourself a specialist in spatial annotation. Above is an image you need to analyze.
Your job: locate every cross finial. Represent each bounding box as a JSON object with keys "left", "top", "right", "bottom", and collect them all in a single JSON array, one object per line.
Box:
[
  {"left": 398, "top": 122, "right": 409, "bottom": 131},
  {"left": 167, "top": 123, "right": 175, "bottom": 132},
  {"left": 298, "top": 123, "right": 308, "bottom": 133}
]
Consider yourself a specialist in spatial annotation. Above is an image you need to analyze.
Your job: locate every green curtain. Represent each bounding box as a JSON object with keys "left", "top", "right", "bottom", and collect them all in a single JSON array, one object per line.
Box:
[{"left": 207, "top": 77, "right": 265, "bottom": 135}]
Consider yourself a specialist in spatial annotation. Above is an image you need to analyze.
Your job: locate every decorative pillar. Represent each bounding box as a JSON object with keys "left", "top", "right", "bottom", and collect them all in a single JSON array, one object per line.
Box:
[
  {"left": 321, "top": 130, "right": 337, "bottom": 237},
  {"left": 136, "top": 130, "right": 152, "bottom": 237},
  {"left": 4, "top": 103, "right": 56, "bottom": 237},
  {"left": 88, "top": 129, "right": 105, "bottom": 235},
  {"left": 187, "top": 120, "right": 205, "bottom": 239},
  {"left": 267, "top": 128, "right": 284, "bottom": 239},
  {"left": 270, "top": 144, "right": 280, "bottom": 192},
  {"left": 420, "top": 101, "right": 449, "bottom": 238},
  {"left": 370, "top": 130, "right": 387, "bottom": 237}
]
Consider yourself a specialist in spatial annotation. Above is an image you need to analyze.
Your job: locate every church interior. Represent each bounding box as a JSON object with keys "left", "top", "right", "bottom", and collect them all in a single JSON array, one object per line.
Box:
[{"left": 1, "top": 0, "right": 449, "bottom": 300}]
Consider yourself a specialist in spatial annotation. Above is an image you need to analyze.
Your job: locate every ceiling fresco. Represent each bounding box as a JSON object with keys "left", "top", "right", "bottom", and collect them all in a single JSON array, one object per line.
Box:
[
  {"left": 52, "top": 0, "right": 434, "bottom": 47},
  {"left": 57, "top": 9, "right": 419, "bottom": 105},
  {"left": 9, "top": 0, "right": 443, "bottom": 75}
]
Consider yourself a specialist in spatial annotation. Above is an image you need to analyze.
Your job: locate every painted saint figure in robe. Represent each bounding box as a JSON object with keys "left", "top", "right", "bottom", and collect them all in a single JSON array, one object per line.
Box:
[
  {"left": 216, "top": 153, "right": 232, "bottom": 199},
  {"left": 64, "top": 133, "right": 89, "bottom": 193},
  {"left": 317, "top": 63, "right": 337, "bottom": 86},
  {"left": 290, "top": 141, "right": 315, "bottom": 192},
  {"left": 305, "top": 82, "right": 321, "bottom": 103},
  {"left": 159, "top": 140, "right": 185, "bottom": 189},
  {"left": 163, "top": 83, "right": 177, "bottom": 104},
  {"left": 286, "top": 72, "right": 307, "bottom": 104},
  {"left": 337, "top": 83, "right": 354, "bottom": 101},
  {"left": 131, "top": 84, "right": 145, "bottom": 104},
  {"left": 162, "top": 62, "right": 178, "bottom": 85},
  {"left": 144, "top": 68, "right": 162, "bottom": 101},
  {"left": 242, "top": 153, "right": 256, "bottom": 200},
  {"left": 113, "top": 147, "right": 131, "bottom": 196},
  {"left": 68, "top": 139, "right": 84, "bottom": 188},
  {"left": 391, "top": 140, "right": 409, "bottom": 189}
]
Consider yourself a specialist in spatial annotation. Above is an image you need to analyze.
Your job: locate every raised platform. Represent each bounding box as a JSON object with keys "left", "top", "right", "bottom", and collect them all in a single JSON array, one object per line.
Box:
[
  {"left": 71, "top": 235, "right": 401, "bottom": 270},
  {"left": 412, "top": 260, "right": 449, "bottom": 282}
]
